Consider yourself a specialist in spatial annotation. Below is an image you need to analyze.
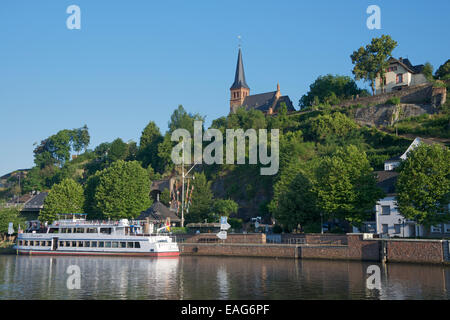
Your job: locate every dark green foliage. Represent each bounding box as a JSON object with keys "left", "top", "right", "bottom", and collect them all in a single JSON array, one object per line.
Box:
[
  {"left": 0, "top": 207, "right": 26, "bottom": 235},
  {"left": 213, "top": 199, "right": 238, "bottom": 217},
  {"left": 33, "top": 126, "right": 90, "bottom": 168},
  {"left": 314, "top": 145, "right": 385, "bottom": 225},
  {"left": 138, "top": 121, "right": 164, "bottom": 171},
  {"left": 186, "top": 172, "right": 213, "bottom": 223},
  {"left": 396, "top": 144, "right": 450, "bottom": 226},
  {"left": 299, "top": 74, "right": 367, "bottom": 108},
  {"left": 385, "top": 96, "right": 401, "bottom": 105},
  {"left": 159, "top": 189, "right": 171, "bottom": 206},
  {"left": 435, "top": 59, "right": 450, "bottom": 80}
]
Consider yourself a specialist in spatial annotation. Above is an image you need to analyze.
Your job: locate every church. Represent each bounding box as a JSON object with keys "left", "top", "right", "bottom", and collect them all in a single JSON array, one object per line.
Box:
[{"left": 229, "top": 48, "right": 295, "bottom": 114}]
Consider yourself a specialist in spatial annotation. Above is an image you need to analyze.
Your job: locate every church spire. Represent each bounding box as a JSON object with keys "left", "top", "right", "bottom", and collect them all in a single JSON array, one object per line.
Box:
[{"left": 230, "top": 48, "right": 249, "bottom": 90}]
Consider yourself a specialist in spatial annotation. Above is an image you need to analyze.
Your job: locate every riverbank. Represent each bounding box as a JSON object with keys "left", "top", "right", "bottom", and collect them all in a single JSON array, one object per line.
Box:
[
  {"left": 0, "top": 241, "right": 15, "bottom": 255},
  {"left": 179, "top": 233, "right": 450, "bottom": 265}
]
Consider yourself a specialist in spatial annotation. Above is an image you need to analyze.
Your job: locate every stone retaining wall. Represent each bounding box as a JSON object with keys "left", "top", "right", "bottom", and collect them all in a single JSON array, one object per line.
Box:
[
  {"left": 179, "top": 234, "right": 449, "bottom": 264},
  {"left": 386, "top": 239, "right": 445, "bottom": 264}
]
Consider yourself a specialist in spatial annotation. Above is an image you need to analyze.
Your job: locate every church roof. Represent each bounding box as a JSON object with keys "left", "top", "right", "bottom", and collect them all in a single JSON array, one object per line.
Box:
[
  {"left": 230, "top": 48, "right": 249, "bottom": 90},
  {"left": 242, "top": 92, "right": 295, "bottom": 113}
]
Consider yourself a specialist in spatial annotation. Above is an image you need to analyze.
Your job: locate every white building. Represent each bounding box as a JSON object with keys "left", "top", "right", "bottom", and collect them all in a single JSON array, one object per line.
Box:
[{"left": 375, "top": 57, "right": 429, "bottom": 95}]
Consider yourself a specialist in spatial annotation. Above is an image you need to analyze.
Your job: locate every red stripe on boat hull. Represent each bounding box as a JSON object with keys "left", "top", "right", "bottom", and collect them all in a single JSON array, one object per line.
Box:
[{"left": 17, "top": 250, "right": 179, "bottom": 257}]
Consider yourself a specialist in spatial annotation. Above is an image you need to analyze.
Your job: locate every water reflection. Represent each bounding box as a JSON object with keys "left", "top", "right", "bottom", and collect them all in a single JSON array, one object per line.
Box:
[{"left": 0, "top": 255, "right": 449, "bottom": 300}]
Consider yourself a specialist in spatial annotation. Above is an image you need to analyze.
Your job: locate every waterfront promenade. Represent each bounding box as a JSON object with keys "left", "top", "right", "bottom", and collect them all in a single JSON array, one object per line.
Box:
[{"left": 178, "top": 233, "right": 450, "bottom": 265}]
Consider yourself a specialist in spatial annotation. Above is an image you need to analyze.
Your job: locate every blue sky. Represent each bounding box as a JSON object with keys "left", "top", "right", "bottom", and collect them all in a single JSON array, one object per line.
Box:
[{"left": 1, "top": 0, "right": 449, "bottom": 176}]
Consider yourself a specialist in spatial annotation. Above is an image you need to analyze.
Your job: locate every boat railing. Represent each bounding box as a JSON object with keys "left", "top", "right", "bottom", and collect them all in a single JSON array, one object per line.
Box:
[{"left": 53, "top": 220, "right": 122, "bottom": 227}]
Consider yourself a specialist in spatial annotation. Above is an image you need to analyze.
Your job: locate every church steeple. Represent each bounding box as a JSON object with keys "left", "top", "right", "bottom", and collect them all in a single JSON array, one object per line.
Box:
[
  {"left": 231, "top": 48, "right": 249, "bottom": 90},
  {"left": 230, "top": 48, "right": 250, "bottom": 113}
]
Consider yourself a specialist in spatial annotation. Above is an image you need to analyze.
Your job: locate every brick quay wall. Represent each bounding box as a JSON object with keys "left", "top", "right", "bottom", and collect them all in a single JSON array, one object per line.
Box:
[{"left": 179, "top": 234, "right": 450, "bottom": 265}]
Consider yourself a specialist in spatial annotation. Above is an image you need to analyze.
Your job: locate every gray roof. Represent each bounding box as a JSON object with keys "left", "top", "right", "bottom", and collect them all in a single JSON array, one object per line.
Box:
[
  {"left": 230, "top": 48, "right": 249, "bottom": 90},
  {"left": 375, "top": 171, "right": 398, "bottom": 195},
  {"left": 21, "top": 192, "right": 48, "bottom": 211},
  {"left": 242, "top": 92, "right": 295, "bottom": 112},
  {"left": 137, "top": 201, "right": 181, "bottom": 222},
  {"left": 150, "top": 179, "right": 170, "bottom": 192},
  {"left": 388, "top": 57, "right": 424, "bottom": 74}
]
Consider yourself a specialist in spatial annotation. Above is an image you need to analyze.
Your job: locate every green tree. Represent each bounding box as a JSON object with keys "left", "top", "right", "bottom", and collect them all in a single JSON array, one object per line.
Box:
[
  {"left": 39, "top": 178, "right": 85, "bottom": 223},
  {"left": 108, "top": 138, "right": 129, "bottom": 162},
  {"left": 186, "top": 172, "right": 213, "bottom": 223},
  {"left": 138, "top": 121, "right": 164, "bottom": 171},
  {"left": 213, "top": 199, "right": 238, "bottom": 217},
  {"left": 274, "top": 172, "right": 320, "bottom": 232},
  {"left": 314, "top": 145, "right": 384, "bottom": 226},
  {"left": 0, "top": 207, "right": 26, "bottom": 235},
  {"left": 33, "top": 126, "right": 90, "bottom": 168},
  {"left": 299, "top": 74, "right": 368, "bottom": 108},
  {"left": 351, "top": 35, "right": 398, "bottom": 95},
  {"left": 168, "top": 105, "right": 205, "bottom": 135},
  {"left": 435, "top": 59, "right": 450, "bottom": 80},
  {"left": 396, "top": 144, "right": 450, "bottom": 226},
  {"left": 422, "top": 62, "right": 434, "bottom": 81},
  {"left": 94, "top": 160, "right": 152, "bottom": 220}
]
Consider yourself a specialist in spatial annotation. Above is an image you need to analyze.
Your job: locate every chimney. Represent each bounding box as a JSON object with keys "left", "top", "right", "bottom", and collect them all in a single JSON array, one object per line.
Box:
[{"left": 275, "top": 82, "right": 281, "bottom": 99}]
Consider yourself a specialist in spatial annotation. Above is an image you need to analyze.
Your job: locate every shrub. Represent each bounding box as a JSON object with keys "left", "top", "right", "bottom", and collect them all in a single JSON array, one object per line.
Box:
[{"left": 385, "top": 96, "right": 401, "bottom": 105}]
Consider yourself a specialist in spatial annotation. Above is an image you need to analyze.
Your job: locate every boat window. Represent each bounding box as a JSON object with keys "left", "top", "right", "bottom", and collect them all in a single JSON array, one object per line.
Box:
[
  {"left": 67, "top": 228, "right": 72, "bottom": 233},
  {"left": 112, "top": 242, "right": 119, "bottom": 248},
  {"left": 105, "top": 242, "right": 111, "bottom": 248},
  {"left": 40, "top": 241, "right": 46, "bottom": 246},
  {"left": 66, "top": 241, "right": 71, "bottom": 247},
  {"left": 99, "top": 241, "right": 105, "bottom": 248},
  {"left": 134, "top": 242, "right": 141, "bottom": 248},
  {"left": 91, "top": 241, "right": 97, "bottom": 247},
  {"left": 29, "top": 241, "right": 34, "bottom": 246},
  {"left": 100, "top": 228, "right": 111, "bottom": 234},
  {"left": 76, "top": 228, "right": 84, "bottom": 233},
  {"left": 59, "top": 241, "right": 64, "bottom": 247},
  {"left": 34, "top": 241, "right": 39, "bottom": 246},
  {"left": 24, "top": 241, "right": 29, "bottom": 246},
  {"left": 72, "top": 241, "right": 77, "bottom": 247},
  {"left": 87, "top": 228, "right": 97, "bottom": 233},
  {"left": 120, "top": 242, "right": 126, "bottom": 248},
  {"left": 84, "top": 241, "right": 90, "bottom": 247},
  {"left": 47, "top": 241, "right": 52, "bottom": 246},
  {"left": 49, "top": 228, "right": 58, "bottom": 234},
  {"left": 127, "top": 242, "right": 133, "bottom": 248},
  {"left": 78, "top": 241, "right": 83, "bottom": 247},
  {"left": 18, "top": 240, "right": 23, "bottom": 246}
]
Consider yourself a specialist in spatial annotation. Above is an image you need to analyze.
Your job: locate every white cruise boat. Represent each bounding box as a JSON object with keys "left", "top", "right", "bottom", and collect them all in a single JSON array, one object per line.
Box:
[{"left": 14, "top": 214, "right": 179, "bottom": 257}]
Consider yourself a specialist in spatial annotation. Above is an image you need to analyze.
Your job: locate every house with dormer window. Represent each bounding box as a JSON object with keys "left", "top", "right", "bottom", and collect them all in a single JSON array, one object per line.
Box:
[{"left": 375, "top": 57, "right": 429, "bottom": 95}]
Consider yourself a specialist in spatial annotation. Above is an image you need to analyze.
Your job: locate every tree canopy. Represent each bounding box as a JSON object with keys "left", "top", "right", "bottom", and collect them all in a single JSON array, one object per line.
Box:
[
  {"left": 350, "top": 35, "right": 397, "bottom": 95},
  {"left": 396, "top": 144, "right": 450, "bottom": 226},
  {"left": 299, "top": 74, "right": 368, "bottom": 108},
  {"left": 93, "top": 160, "right": 152, "bottom": 220},
  {"left": 39, "top": 178, "right": 85, "bottom": 223}
]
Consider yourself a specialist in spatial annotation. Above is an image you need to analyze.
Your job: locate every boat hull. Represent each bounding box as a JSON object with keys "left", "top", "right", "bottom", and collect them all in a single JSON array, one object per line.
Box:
[{"left": 16, "top": 249, "right": 179, "bottom": 258}]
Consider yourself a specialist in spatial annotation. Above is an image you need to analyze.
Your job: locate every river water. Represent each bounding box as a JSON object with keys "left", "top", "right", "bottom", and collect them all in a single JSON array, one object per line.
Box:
[{"left": 0, "top": 255, "right": 449, "bottom": 299}]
